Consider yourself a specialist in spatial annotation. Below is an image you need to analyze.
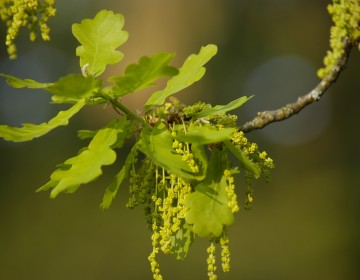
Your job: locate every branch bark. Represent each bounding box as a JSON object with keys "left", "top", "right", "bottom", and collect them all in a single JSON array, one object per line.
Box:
[{"left": 239, "top": 38, "right": 354, "bottom": 133}]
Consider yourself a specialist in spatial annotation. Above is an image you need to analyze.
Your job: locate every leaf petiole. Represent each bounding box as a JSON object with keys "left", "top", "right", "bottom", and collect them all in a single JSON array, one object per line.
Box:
[{"left": 110, "top": 98, "right": 151, "bottom": 129}]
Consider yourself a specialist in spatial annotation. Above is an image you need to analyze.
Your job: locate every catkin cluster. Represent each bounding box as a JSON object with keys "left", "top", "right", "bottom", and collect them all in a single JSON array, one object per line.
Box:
[
  {"left": 318, "top": 0, "right": 360, "bottom": 78},
  {"left": 128, "top": 160, "right": 192, "bottom": 280},
  {"left": 0, "top": 0, "right": 56, "bottom": 58},
  {"left": 231, "top": 130, "right": 274, "bottom": 209},
  {"left": 206, "top": 232, "right": 232, "bottom": 280},
  {"left": 126, "top": 99, "right": 274, "bottom": 280}
]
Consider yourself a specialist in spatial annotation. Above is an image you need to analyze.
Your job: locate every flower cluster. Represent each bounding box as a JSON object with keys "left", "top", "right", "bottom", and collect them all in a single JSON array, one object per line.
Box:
[
  {"left": 148, "top": 170, "right": 192, "bottom": 279},
  {"left": 318, "top": 0, "right": 360, "bottom": 78},
  {"left": 206, "top": 241, "right": 217, "bottom": 280},
  {"left": 224, "top": 168, "right": 240, "bottom": 213},
  {"left": 211, "top": 113, "right": 238, "bottom": 128},
  {"left": 206, "top": 232, "right": 232, "bottom": 280},
  {"left": 220, "top": 233, "right": 231, "bottom": 273},
  {"left": 182, "top": 101, "right": 206, "bottom": 118},
  {"left": 231, "top": 130, "right": 274, "bottom": 209},
  {"left": 148, "top": 226, "right": 163, "bottom": 280},
  {"left": 127, "top": 99, "right": 274, "bottom": 280},
  {"left": 147, "top": 97, "right": 185, "bottom": 126},
  {"left": 172, "top": 138, "right": 200, "bottom": 173},
  {"left": 128, "top": 155, "right": 192, "bottom": 280},
  {"left": 127, "top": 155, "right": 155, "bottom": 209},
  {"left": 231, "top": 131, "right": 274, "bottom": 175},
  {"left": 0, "top": 0, "right": 56, "bottom": 58}
]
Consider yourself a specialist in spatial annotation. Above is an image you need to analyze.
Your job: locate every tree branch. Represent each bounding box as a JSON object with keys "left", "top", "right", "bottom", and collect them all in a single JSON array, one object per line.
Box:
[{"left": 239, "top": 38, "right": 354, "bottom": 133}]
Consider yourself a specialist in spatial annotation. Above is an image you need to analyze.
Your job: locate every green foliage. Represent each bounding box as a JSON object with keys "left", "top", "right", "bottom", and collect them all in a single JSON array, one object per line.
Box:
[
  {"left": 45, "top": 74, "right": 102, "bottom": 100},
  {"left": 0, "top": 10, "right": 274, "bottom": 280},
  {"left": 0, "top": 0, "right": 56, "bottom": 59},
  {"left": 37, "top": 118, "right": 132, "bottom": 198},
  {"left": 0, "top": 74, "right": 52, "bottom": 88},
  {"left": 72, "top": 9, "right": 128, "bottom": 77},
  {"left": 185, "top": 150, "right": 235, "bottom": 238},
  {"left": 224, "top": 140, "right": 260, "bottom": 178},
  {"left": 144, "top": 44, "right": 217, "bottom": 109},
  {"left": 137, "top": 123, "right": 205, "bottom": 180},
  {"left": 318, "top": 0, "right": 360, "bottom": 78},
  {"left": 170, "top": 223, "right": 194, "bottom": 260},
  {"left": 0, "top": 100, "right": 85, "bottom": 142},
  {"left": 190, "top": 96, "right": 252, "bottom": 120},
  {"left": 174, "top": 124, "right": 236, "bottom": 145},
  {"left": 100, "top": 145, "right": 137, "bottom": 210},
  {"left": 109, "top": 52, "right": 178, "bottom": 97}
]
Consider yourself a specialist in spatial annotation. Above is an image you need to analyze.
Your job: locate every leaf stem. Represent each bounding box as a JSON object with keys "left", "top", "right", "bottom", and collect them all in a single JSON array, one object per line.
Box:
[{"left": 111, "top": 98, "right": 151, "bottom": 129}]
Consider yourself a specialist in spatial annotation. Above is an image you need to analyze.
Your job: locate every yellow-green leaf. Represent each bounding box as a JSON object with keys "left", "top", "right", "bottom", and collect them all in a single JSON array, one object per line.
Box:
[
  {"left": 175, "top": 124, "right": 236, "bottom": 145},
  {"left": 193, "top": 96, "right": 253, "bottom": 119},
  {"left": 185, "top": 149, "right": 234, "bottom": 238},
  {"left": 137, "top": 124, "right": 205, "bottom": 180},
  {"left": 0, "top": 100, "right": 85, "bottom": 142},
  {"left": 45, "top": 74, "right": 102, "bottom": 100},
  {"left": 109, "top": 52, "right": 178, "bottom": 97},
  {"left": 37, "top": 119, "right": 125, "bottom": 198},
  {"left": 72, "top": 10, "right": 128, "bottom": 77},
  {"left": 224, "top": 140, "right": 260, "bottom": 178},
  {"left": 0, "top": 74, "right": 52, "bottom": 88},
  {"left": 144, "top": 44, "right": 217, "bottom": 109},
  {"left": 170, "top": 223, "right": 194, "bottom": 260}
]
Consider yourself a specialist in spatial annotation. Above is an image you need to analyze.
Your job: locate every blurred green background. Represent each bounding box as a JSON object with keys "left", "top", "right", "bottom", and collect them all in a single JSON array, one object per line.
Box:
[{"left": 1, "top": 0, "right": 360, "bottom": 279}]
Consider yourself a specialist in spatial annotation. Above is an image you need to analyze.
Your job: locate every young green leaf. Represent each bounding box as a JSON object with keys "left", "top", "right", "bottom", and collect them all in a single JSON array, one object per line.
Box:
[
  {"left": 144, "top": 44, "right": 217, "bottom": 109},
  {"left": 0, "top": 100, "right": 85, "bottom": 142},
  {"left": 137, "top": 123, "right": 205, "bottom": 180},
  {"left": 37, "top": 180, "right": 59, "bottom": 192},
  {"left": 175, "top": 124, "right": 236, "bottom": 145},
  {"left": 37, "top": 119, "right": 125, "bottom": 198},
  {"left": 192, "top": 96, "right": 253, "bottom": 119},
  {"left": 45, "top": 74, "right": 102, "bottom": 100},
  {"left": 72, "top": 10, "right": 128, "bottom": 77},
  {"left": 170, "top": 223, "right": 195, "bottom": 260},
  {"left": 108, "top": 52, "right": 178, "bottom": 97},
  {"left": 0, "top": 74, "right": 52, "bottom": 88},
  {"left": 185, "top": 149, "right": 234, "bottom": 238},
  {"left": 77, "top": 129, "right": 97, "bottom": 140},
  {"left": 100, "top": 145, "right": 137, "bottom": 210},
  {"left": 224, "top": 140, "right": 260, "bottom": 178}
]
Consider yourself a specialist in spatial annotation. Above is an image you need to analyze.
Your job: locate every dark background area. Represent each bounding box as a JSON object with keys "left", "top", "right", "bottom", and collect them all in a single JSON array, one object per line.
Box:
[{"left": 1, "top": 0, "right": 359, "bottom": 279}]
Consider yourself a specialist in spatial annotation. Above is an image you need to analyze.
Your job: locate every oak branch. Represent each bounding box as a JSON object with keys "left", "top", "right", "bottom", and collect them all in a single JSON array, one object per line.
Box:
[{"left": 239, "top": 38, "right": 355, "bottom": 133}]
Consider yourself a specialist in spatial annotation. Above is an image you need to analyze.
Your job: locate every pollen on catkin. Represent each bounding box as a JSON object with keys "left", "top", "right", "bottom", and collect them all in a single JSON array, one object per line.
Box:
[
  {"left": 0, "top": 0, "right": 56, "bottom": 58},
  {"left": 224, "top": 169, "right": 239, "bottom": 213},
  {"left": 318, "top": 0, "right": 360, "bottom": 78},
  {"left": 206, "top": 241, "right": 217, "bottom": 280},
  {"left": 220, "top": 233, "right": 231, "bottom": 273},
  {"left": 144, "top": 163, "right": 193, "bottom": 279}
]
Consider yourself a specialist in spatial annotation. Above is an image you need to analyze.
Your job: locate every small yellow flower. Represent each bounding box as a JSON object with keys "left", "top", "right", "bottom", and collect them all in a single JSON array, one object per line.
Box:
[{"left": 0, "top": 0, "right": 56, "bottom": 58}]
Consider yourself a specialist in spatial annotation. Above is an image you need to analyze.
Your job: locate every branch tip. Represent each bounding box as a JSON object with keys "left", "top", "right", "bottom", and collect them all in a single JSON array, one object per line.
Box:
[{"left": 239, "top": 39, "right": 354, "bottom": 133}]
